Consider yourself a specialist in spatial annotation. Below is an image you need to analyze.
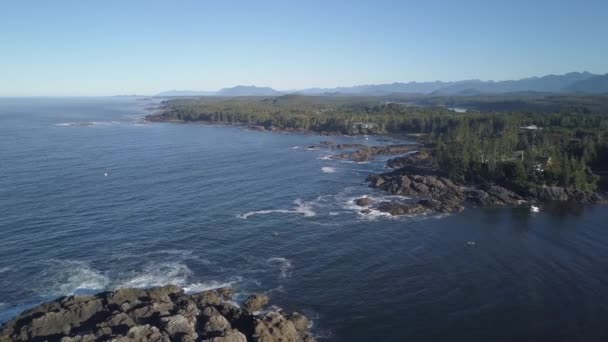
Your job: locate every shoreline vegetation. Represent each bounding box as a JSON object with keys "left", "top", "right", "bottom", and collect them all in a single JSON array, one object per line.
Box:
[
  {"left": 146, "top": 94, "right": 607, "bottom": 214},
  {"left": 0, "top": 285, "right": 316, "bottom": 342}
]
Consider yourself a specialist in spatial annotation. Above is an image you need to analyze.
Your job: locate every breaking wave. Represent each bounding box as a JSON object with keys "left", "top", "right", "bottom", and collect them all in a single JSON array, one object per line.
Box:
[
  {"left": 321, "top": 167, "right": 337, "bottom": 173},
  {"left": 239, "top": 199, "right": 316, "bottom": 219}
]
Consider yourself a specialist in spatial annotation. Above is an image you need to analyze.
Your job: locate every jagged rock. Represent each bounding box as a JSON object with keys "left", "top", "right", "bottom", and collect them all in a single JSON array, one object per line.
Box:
[
  {"left": 332, "top": 144, "right": 417, "bottom": 162},
  {"left": 354, "top": 197, "right": 374, "bottom": 206},
  {"left": 96, "top": 312, "right": 136, "bottom": 337},
  {"left": 0, "top": 286, "right": 315, "bottom": 342},
  {"left": 61, "top": 334, "right": 96, "bottom": 342},
  {"left": 147, "top": 284, "right": 183, "bottom": 303},
  {"left": 112, "top": 324, "right": 169, "bottom": 342},
  {"left": 160, "top": 314, "right": 197, "bottom": 341},
  {"left": 360, "top": 209, "right": 372, "bottom": 214},
  {"left": 128, "top": 301, "right": 175, "bottom": 322},
  {"left": 191, "top": 290, "right": 222, "bottom": 307},
  {"left": 526, "top": 186, "right": 604, "bottom": 203},
  {"left": 367, "top": 172, "right": 466, "bottom": 214},
  {"left": 376, "top": 202, "right": 429, "bottom": 215},
  {"left": 243, "top": 294, "right": 269, "bottom": 313},
  {"left": 253, "top": 312, "right": 298, "bottom": 342},
  {"left": 202, "top": 329, "right": 247, "bottom": 342},
  {"left": 217, "top": 288, "right": 235, "bottom": 300},
  {"left": 10, "top": 295, "right": 105, "bottom": 340},
  {"left": 203, "top": 314, "right": 231, "bottom": 334},
  {"left": 466, "top": 185, "right": 523, "bottom": 207}
]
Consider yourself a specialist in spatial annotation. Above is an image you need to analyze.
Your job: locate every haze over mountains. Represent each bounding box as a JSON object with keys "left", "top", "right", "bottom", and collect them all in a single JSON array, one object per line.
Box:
[{"left": 156, "top": 72, "right": 608, "bottom": 97}]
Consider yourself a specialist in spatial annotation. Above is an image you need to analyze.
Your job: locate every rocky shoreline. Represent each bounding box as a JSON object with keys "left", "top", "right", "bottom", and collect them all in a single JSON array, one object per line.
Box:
[
  {"left": 361, "top": 150, "right": 604, "bottom": 216},
  {"left": 0, "top": 285, "right": 315, "bottom": 342}
]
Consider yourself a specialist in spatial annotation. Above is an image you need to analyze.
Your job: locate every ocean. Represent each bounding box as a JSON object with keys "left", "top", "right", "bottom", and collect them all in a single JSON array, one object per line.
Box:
[{"left": 1, "top": 97, "right": 607, "bottom": 341}]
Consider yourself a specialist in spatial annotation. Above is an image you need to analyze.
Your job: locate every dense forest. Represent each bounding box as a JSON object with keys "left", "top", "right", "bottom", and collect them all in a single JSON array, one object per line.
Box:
[{"left": 150, "top": 94, "right": 608, "bottom": 192}]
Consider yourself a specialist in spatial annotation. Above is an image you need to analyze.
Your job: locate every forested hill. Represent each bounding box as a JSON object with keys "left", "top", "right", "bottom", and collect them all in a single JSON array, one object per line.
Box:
[{"left": 147, "top": 94, "right": 608, "bottom": 192}]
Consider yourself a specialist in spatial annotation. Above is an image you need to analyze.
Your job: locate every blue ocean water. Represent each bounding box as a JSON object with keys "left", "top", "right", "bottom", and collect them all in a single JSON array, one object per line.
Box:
[{"left": 1, "top": 97, "right": 608, "bottom": 341}]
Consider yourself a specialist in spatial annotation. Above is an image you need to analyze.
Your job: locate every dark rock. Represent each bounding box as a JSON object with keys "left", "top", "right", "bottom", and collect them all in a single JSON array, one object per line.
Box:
[
  {"left": 360, "top": 209, "right": 372, "bottom": 214},
  {"left": 354, "top": 197, "right": 374, "bottom": 207},
  {"left": 376, "top": 202, "right": 429, "bottom": 215},
  {"left": 332, "top": 144, "right": 418, "bottom": 162},
  {"left": 466, "top": 185, "right": 523, "bottom": 207},
  {"left": 0, "top": 286, "right": 315, "bottom": 342},
  {"left": 526, "top": 186, "right": 604, "bottom": 203}
]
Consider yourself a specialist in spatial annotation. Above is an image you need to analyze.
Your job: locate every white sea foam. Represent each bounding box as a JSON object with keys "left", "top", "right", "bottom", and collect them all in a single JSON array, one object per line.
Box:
[
  {"left": 321, "top": 167, "right": 337, "bottom": 173},
  {"left": 0, "top": 267, "right": 10, "bottom": 273},
  {"left": 44, "top": 260, "right": 110, "bottom": 295},
  {"left": 319, "top": 155, "right": 334, "bottom": 160},
  {"left": 267, "top": 257, "right": 293, "bottom": 278},
  {"left": 183, "top": 276, "right": 243, "bottom": 293},
  {"left": 55, "top": 121, "right": 120, "bottom": 127},
  {"left": 117, "top": 262, "right": 193, "bottom": 289},
  {"left": 290, "top": 146, "right": 301, "bottom": 150},
  {"left": 239, "top": 199, "right": 316, "bottom": 219}
]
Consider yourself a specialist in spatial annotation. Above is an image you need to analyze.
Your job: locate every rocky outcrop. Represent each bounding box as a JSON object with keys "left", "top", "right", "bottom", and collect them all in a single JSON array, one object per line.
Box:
[
  {"left": 0, "top": 285, "right": 316, "bottom": 342},
  {"left": 386, "top": 150, "right": 433, "bottom": 171},
  {"left": 354, "top": 197, "right": 374, "bottom": 207},
  {"left": 525, "top": 186, "right": 604, "bottom": 203},
  {"left": 466, "top": 184, "right": 524, "bottom": 207},
  {"left": 331, "top": 144, "right": 418, "bottom": 162}
]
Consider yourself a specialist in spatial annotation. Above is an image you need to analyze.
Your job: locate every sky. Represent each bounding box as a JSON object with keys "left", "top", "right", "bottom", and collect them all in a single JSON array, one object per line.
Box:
[{"left": 1, "top": 0, "right": 607, "bottom": 96}]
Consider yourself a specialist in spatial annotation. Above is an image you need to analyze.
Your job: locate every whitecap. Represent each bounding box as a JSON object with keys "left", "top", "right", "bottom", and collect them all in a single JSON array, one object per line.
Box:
[
  {"left": 42, "top": 260, "right": 110, "bottom": 295},
  {"left": 239, "top": 199, "right": 316, "bottom": 219},
  {"left": 290, "top": 146, "right": 301, "bottom": 150},
  {"left": 117, "top": 262, "right": 193, "bottom": 289},
  {"left": 319, "top": 155, "right": 334, "bottom": 160},
  {"left": 0, "top": 267, "right": 10, "bottom": 273},
  {"left": 321, "top": 167, "right": 337, "bottom": 173},
  {"left": 267, "top": 258, "right": 293, "bottom": 279},
  {"left": 183, "top": 276, "right": 243, "bottom": 293}
]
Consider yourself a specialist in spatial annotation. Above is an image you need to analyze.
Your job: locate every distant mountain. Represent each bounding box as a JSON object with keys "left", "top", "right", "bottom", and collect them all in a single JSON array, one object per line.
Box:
[
  {"left": 216, "top": 86, "right": 282, "bottom": 97},
  {"left": 156, "top": 72, "right": 607, "bottom": 97},
  {"left": 156, "top": 90, "right": 216, "bottom": 97},
  {"left": 297, "top": 72, "right": 600, "bottom": 95},
  {"left": 566, "top": 74, "right": 608, "bottom": 94}
]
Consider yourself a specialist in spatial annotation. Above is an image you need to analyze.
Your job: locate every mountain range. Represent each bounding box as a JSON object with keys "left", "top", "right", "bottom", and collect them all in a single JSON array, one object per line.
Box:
[{"left": 156, "top": 72, "right": 608, "bottom": 97}]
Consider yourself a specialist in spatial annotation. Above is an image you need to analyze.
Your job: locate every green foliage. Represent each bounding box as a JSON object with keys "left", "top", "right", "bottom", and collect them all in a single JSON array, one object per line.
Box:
[{"left": 156, "top": 94, "right": 608, "bottom": 191}]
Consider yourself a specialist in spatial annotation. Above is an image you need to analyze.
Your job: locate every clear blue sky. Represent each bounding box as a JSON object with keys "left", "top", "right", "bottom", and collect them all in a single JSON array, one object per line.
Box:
[{"left": 1, "top": 0, "right": 607, "bottom": 96}]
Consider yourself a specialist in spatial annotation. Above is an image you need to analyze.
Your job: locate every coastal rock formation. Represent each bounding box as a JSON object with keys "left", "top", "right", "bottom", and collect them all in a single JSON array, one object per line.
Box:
[
  {"left": 466, "top": 185, "right": 524, "bottom": 207},
  {"left": 331, "top": 144, "right": 418, "bottom": 162},
  {"left": 525, "top": 186, "right": 604, "bottom": 203},
  {"left": 354, "top": 197, "right": 374, "bottom": 207},
  {"left": 0, "top": 285, "right": 316, "bottom": 342}
]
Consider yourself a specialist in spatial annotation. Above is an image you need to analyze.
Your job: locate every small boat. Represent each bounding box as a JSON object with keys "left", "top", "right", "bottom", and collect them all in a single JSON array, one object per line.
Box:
[{"left": 530, "top": 205, "right": 540, "bottom": 213}]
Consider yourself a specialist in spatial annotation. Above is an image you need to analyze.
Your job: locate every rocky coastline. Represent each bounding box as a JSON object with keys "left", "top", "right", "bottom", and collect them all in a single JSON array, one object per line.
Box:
[
  {"left": 0, "top": 285, "right": 315, "bottom": 342},
  {"left": 361, "top": 150, "right": 604, "bottom": 216}
]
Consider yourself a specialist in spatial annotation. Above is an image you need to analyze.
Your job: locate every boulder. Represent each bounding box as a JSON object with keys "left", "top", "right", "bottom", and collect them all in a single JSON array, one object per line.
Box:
[
  {"left": 354, "top": 197, "right": 374, "bottom": 207},
  {"left": 253, "top": 312, "right": 298, "bottom": 342},
  {"left": 160, "top": 314, "right": 197, "bottom": 341},
  {"left": 243, "top": 294, "right": 270, "bottom": 313},
  {"left": 202, "top": 329, "right": 247, "bottom": 342}
]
